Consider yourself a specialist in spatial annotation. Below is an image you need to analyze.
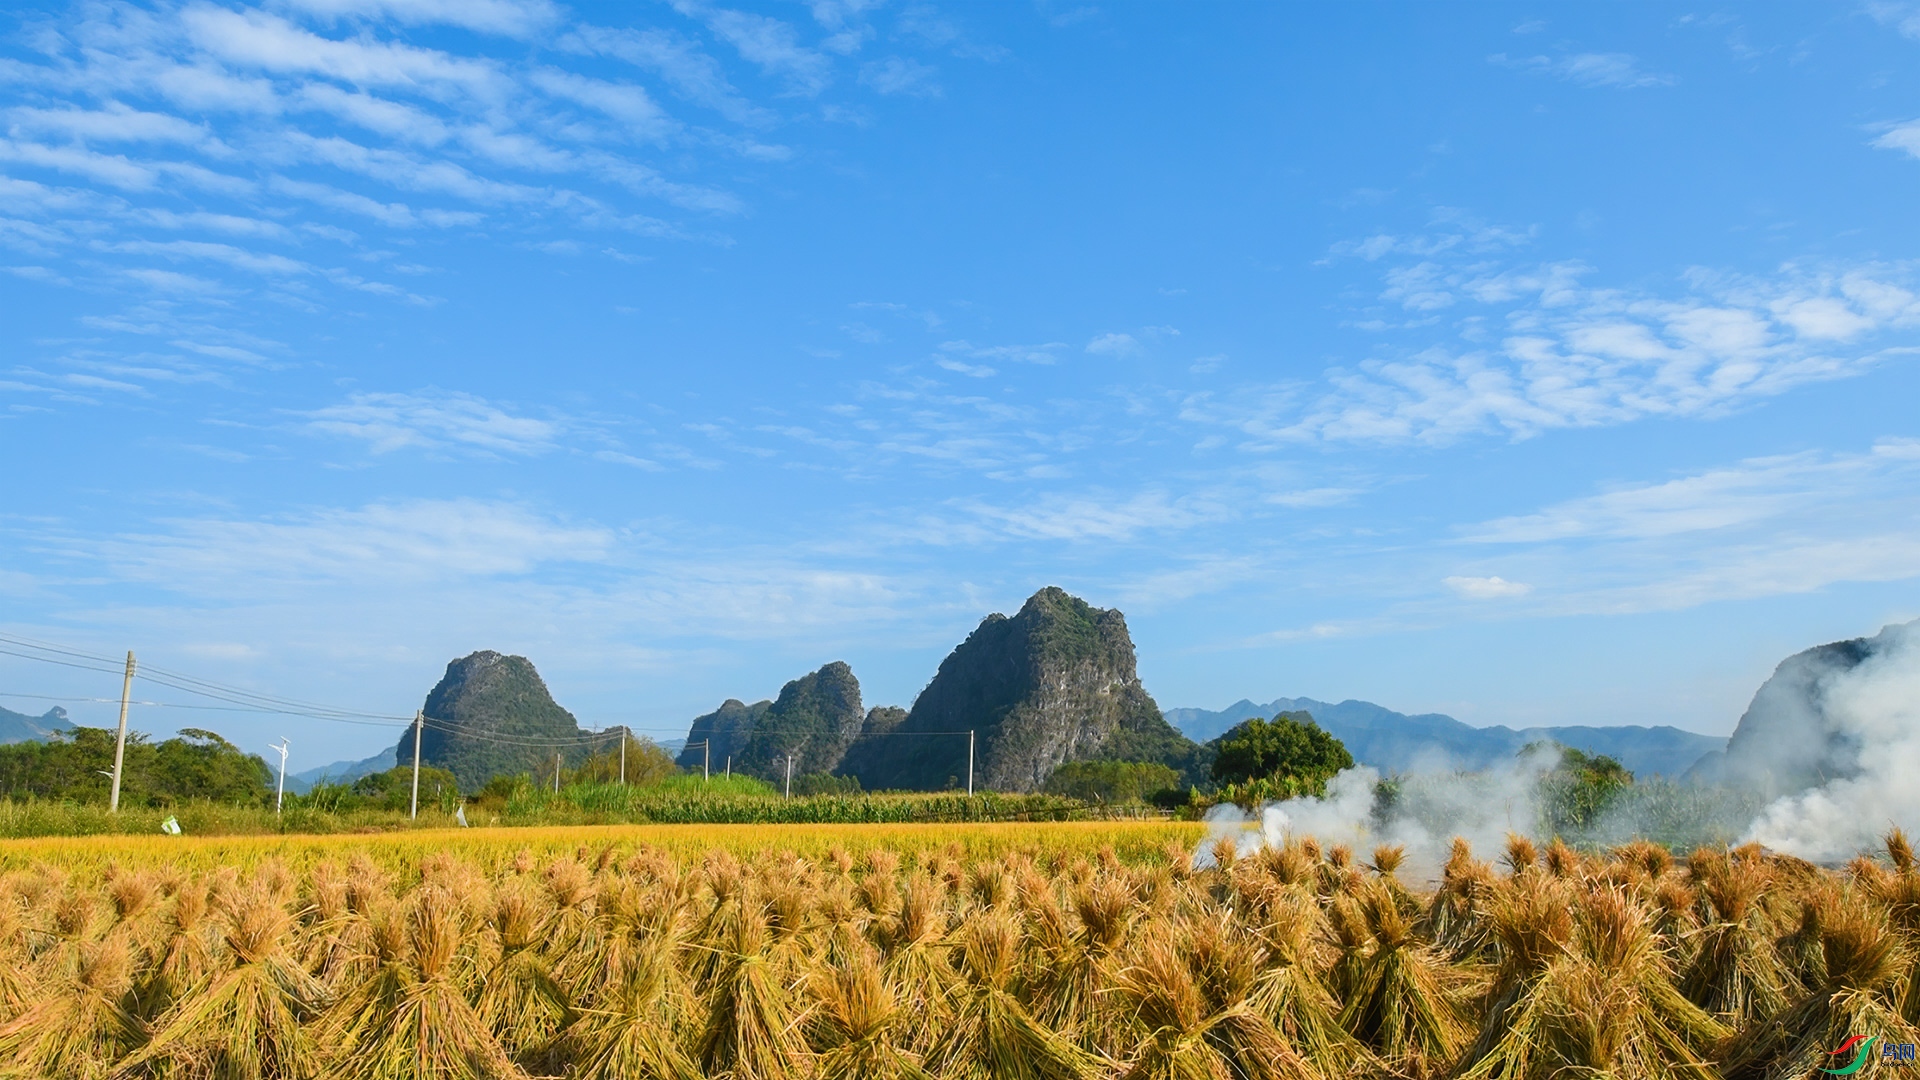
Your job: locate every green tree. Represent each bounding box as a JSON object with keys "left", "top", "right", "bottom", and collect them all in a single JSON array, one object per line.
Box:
[
  {"left": 1043, "top": 760, "right": 1181, "bottom": 803},
  {"left": 352, "top": 765, "right": 462, "bottom": 812},
  {"left": 150, "top": 729, "right": 272, "bottom": 804},
  {"left": 570, "top": 734, "right": 678, "bottom": 786},
  {"left": 1209, "top": 712, "right": 1354, "bottom": 788},
  {"left": 0, "top": 726, "right": 271, "bottom": 806},
  {"left": 1536, "top": 744, "right": 1634, "bottom": 835}
]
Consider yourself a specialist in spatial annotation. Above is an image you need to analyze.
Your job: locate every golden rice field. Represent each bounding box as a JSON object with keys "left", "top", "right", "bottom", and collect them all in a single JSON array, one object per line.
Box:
[{"left": 0, "top": 821, "right": 1914, "bottom": 1080}]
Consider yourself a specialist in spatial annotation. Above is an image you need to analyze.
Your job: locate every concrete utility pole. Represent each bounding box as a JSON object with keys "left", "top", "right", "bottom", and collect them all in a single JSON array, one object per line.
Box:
[
  {"left": 725, "top": 756, "right": 730, "bottom": 778},
  {"left": 618, "top": 728, "right": 626, "bottom": 786},
  {"left": 109, "top": 651, "right": 136, "bottom": 813},
  {"left": 271, "top": 739, "right": 290, "bottom": 814},
  {"left": 409, "top": 711, "right": 423, "bottom": 820},
  {"left": 703, "top": 740, "right": 710, "bottom": 782},
  {"left": 967, "top": 729, "right": 975, "bottom": 798},
  {"left": 785, "top": 754, "right": 793, "bottom": 798},
  {"left": 554, "top": 753, "right": 561, "bottom": 794}
]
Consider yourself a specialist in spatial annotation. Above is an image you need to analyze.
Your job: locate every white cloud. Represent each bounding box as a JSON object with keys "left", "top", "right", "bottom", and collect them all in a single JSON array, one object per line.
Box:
[
  {"left": 1086, "top": 332, "right": 1141, "bottom": 356},
  {"left": 559, "top": 25, "right": 770, "bottom": 125},
  {"left": 276, "top": 0, "right": 562, "bottom": 38},
  {"left": 939, "top": 339, "right": 1066, "bottom": 365},
  {"left": 1872, "top": 119, "right": 1920, "bottom": 160},
  {"left": 303, "top": 389, "right": 560, "bottom": 455},
  {"left": 1442, "top": 439, "right": 1920, "bottom": 614},
  {"left": 1444, "top": 575, "right": 1533, "bottom": 599},
  {"left": 678, "top": 2, "right": 833, "bottom": 96},
  {"left": 1192, "top": 261, "right": 1920, "bottom": 447},
  {"left": 92, "top": 498, "right": 612, "bottom": 584},
  {"left": 181, "top": 6, "right": 507, "bottom": 98},
  {"left": 935, "top": 357, "right": 995, "bottom": 378},
  {"left": 5, "top": 103, "right": 216, "bottom": 147},
  {"left": 1466, "top": 442, "right": 1920, "bottom": 544},
  {"left": 529, "top": 68, "right": 674, "bottom": 138},
  {"left": 1491, "top": 51, "right": 1676, "bottom": 89},
  {"left": 860, "top": 57, "right": 941, "bottom": 97},
  {"left": 105, "top": 238, "right": 310, "bottom": 276}
]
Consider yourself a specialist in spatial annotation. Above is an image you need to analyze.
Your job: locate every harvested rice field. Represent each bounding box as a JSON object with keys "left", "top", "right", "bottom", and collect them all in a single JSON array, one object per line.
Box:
[{"left": 0, "top": 823, "right": 1913, "bottom": 1080}]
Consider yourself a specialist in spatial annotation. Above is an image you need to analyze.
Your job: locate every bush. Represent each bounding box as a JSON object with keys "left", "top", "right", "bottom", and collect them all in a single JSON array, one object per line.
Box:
[
  {"left": 791, "top": 772, "right": 862, "bottom": 796},
  {"left": 1043, "top": 760, "right": 1181, "bottom": 804}
]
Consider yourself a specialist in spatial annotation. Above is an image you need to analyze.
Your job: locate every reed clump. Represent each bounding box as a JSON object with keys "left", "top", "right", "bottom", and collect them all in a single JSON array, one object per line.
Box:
[{"left": 0, "top": 827, "right": 1904, "bottom": 1078}]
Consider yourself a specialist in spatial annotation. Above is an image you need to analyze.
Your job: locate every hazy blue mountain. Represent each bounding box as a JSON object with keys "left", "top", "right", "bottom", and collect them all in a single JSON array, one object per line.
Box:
[
  {"left": 0, "top": 704, "right": 74, "bottom": 745},
  {"left": 284, "top": 741, "right": 398, "bottom": 794},
  {"left": 1165, "top": 697, "right": 1723, "bottom": 778}
]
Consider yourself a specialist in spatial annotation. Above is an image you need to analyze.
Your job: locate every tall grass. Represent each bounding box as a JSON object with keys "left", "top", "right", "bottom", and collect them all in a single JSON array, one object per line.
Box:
[
  {"left": 0, "top": 782, "right": 1123, "bottom": 839},
  {"left": 0, "top": 826, "right": 1908, "bottom": 1079}
]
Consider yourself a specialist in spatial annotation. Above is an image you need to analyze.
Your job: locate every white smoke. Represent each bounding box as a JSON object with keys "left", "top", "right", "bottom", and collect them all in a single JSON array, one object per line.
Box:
[
  {"left": 1743, "top": 625, "right": 1920, "bottom": 863},
  {"left": 1195, "top": 745, "right": 1560, "bottom": 883}
]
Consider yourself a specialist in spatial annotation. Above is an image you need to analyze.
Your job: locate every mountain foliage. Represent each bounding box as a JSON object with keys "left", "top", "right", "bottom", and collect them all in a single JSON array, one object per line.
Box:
[{"left": 735, "top": 661, "right": 866, "bottom": 779}]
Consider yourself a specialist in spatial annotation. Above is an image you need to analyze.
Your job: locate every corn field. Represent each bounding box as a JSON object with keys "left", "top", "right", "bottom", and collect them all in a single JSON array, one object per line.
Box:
[{"left": 0, "top": 826, "right": 1915, "bottom": 1080}]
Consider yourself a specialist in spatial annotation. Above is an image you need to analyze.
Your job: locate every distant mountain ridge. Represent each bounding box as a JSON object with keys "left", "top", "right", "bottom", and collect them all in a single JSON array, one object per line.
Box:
[
  {"left": 285, "top": 742, "right": 398, "bottom": 794},
  {"left": 1165, "top": 697, "right": 1723, "bottom": 778},
  {"left": 0, "top": 704, "right": 74, "bottom": 745}
]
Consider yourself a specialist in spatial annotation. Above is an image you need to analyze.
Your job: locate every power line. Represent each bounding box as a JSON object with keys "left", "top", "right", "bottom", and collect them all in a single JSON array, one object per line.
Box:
[{"left": 1, "top": 634, "right": 987, "bottom": 755}]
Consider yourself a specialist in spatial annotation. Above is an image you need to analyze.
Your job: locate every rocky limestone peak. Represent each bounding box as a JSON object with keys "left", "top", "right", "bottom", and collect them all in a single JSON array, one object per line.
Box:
[
  {"left": 419, "top": 650, "right": 585, "bottom": 791},
  {"left": 838, "top": 586, "right": 1195, "bottom": 792},
  {"left": 736, "top": 661, "right": 865, "bottom": 779},
  {"left": 676, "top": 697, "right": 770, "bottom": 772}
]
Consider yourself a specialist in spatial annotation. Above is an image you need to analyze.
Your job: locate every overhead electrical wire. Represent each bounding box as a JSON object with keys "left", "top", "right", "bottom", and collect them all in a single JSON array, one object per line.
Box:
[{"left": 0, "top": 633, "right": 985, "bottom": 754}]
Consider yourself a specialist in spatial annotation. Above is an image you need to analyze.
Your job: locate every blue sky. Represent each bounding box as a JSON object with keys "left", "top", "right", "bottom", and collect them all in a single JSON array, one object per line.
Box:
[{"left": 4, "top": 0, "right": 1920, "bottom": 766}]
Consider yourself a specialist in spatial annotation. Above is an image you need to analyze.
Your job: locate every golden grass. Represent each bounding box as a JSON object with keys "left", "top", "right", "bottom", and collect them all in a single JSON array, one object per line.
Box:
[{"left": 0, "top": 820, "right": 1204, "bottom": 878}]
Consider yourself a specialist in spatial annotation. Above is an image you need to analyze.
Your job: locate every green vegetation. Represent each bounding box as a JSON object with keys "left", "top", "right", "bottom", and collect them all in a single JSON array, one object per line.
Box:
[
  {"left": 0, "top": 726, "right": 271, "bottom": 806},
  {"left": 1042, "top": 759, "right": 1181, "bottom": 803},
  {"left": 1537, "top": 743, "right": 1634, "bottom": 834},
  {"left": 301, "top": 764, "right": 463, "bottom": 814},
  {"left": 1209, "top": 712, "right": 1354, "bottom": 791}
]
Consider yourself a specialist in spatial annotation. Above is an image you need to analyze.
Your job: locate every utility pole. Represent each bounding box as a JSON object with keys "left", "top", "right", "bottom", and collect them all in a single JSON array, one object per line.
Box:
[
  {"left": 554, "top": 752, "right": 561, "bottom": 794},
  {"left": 109, "top": 651, "right": 136, "bottom": 813},
  {"left": 271, "top": 739, "right": 290, "bottom": 814},
  {"left": 725, "top": 756, "right": 730, "bottom": 778},
  {"left": 785, "top": 753, "right": 793, "bottom": 798},
  {"left": 967, "top": 729, "right": 975, "bottom": 797},
  {"left": 618, "top": 727, "right": 626, "bottom": 786},
  {"left": 409, "top": 711, "right": 423, "bottom": 820},
  {"left": 703, "top": 740, "right": 710, "bottom": 782}
]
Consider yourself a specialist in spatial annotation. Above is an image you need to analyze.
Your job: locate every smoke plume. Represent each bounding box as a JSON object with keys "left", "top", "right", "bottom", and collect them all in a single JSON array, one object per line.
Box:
[{"left": 1741, "top": 621, "right": 1920, "bottom": 862}]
